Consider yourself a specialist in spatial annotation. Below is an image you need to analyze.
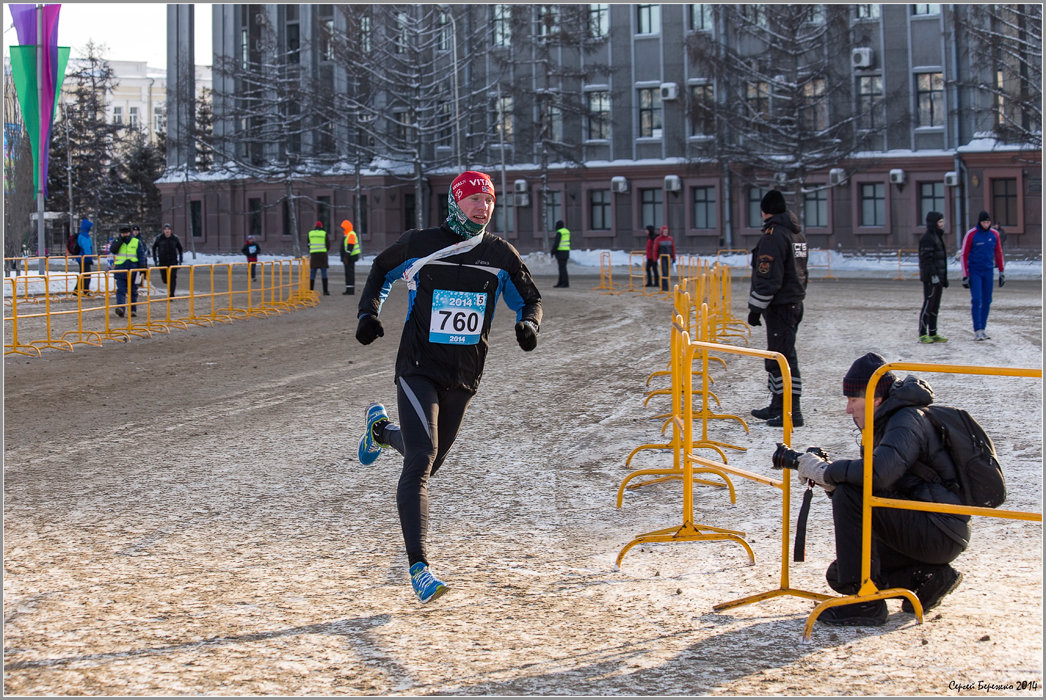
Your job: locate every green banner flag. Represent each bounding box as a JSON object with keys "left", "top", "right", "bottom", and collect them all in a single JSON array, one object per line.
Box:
[{"left": 9, "top": 44, "right": 71, "bottom": 194}]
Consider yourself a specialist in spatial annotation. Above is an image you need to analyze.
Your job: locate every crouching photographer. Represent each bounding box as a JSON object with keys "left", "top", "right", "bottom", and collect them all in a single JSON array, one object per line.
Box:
[{"left": 790, "top": 352, "right": 970, "bottom": 627}]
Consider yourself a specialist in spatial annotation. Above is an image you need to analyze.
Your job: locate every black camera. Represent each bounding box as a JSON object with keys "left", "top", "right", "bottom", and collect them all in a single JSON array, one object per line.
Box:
[{"left": 772, "top": 443, "right": 829, "bottom": 470}]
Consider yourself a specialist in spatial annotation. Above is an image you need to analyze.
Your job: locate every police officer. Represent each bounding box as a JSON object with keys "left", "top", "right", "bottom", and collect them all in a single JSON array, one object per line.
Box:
[
  {"left": 747, "top": 190, "right": 809, "bottom": 427},
  {"left": 307, "top": 220, "right": 330, "bottom": 296},
  {"left": 551, "top": 220, "right": 570, "bottom": 288},
  {"left": 109, "top": 226, "right": 148, "bottom": 317},
  {"left": 340, "top": 219, "right": 360, "bottom": 295}
]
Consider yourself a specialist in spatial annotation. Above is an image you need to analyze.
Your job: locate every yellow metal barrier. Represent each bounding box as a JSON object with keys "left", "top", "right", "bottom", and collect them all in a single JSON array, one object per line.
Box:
[
  {"left": 807, "top": 248, "right": 839, "bottom": 281},
  {"left": 4, "top": 256, "right": 317, "bottom": 356},
  {"left": 893, "top": 249, "right": 921, "bottom": 280},
  {"left": 592, "top": 251, "right": 621, "bottom": 294},
  {"left": 627, "top": 250, "right": 648, "bottom": 294},
  {"left": 797, "top": 361, "right": 1042, "bottom": 642},
  {"left": 716, "top": 248, "right": 751, "bottom": 279}
]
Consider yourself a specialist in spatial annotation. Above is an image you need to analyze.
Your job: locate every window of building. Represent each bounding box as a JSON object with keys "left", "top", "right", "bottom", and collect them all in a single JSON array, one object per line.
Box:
[
  {"left": 287, "top": 21, "right": 300, "bottom": 64},
  {"left": 438, "top": 11, "right": 451, "bottom": 51},
  {"left": 129, "top": 106, "right": 139, "bottom": 129},
  {"left": 590, "top": 189, "right": 611, "bottom": 230},
  {"left": 804, "top": 188, "right": 828, "bottom": 228},
  {"left": 538, "top": 5, "right": 560, "bottom": 38},
  {"left": 112, "top": 106, "right": 122, "bottom": 124},
  {"left": 190, "top": 200, "right": 203, "bottom": 238},
  {"left": 404, "top": 193, "right": 415, "bottom": 231},
  {"left": 153, "top": 105, "right": 166, "bottom": 133},
  {"left": 860, "top": 182, "right": 886, "bottom": 226},
  {"left": 282, "top": 199, "right": 292, "bottom": 236},
  {"left": 912, "top": 4, "right": 940, "bottom": 16},
  {"left": 492, "top": 195, "right": 514, "bottom": 233},
  {"left": 741, "top": 5, "right": 767, "bottom": 28},
  {"left": 392, "top": 109, "right": 415, "bottom": 143},
  {"left": 493, "top": 4, "right": 512, "bottom": 47},
  {"left": 807, "top": 5, "right": 826, "bottom": 24},
  {"left": 437, "top": 102, "right": 453, "bottom": 147},
  {"left": 393, "top": 12, "right": 408, "bottom": 55},
  {"left": 801, "top": 78, "right": 827, "bottom": 131},
  {"left": 585, "top": 90, "right": 610, "bottom": 140},
  {"left": 689, "top": 4, "right": 712, "bottom": 31},
  {"left": 692, "top": 186, "right": 716, "bottom": 229},
  {"left": 318, "top": 6, "right": 334, "bottom": 61},
  {"left": 240, "top": 27, "right": 249, "bottom": 69},
  {"left": 360, "top": 195, "right": 369, "bottom": 235},
  {"left": 746, "top": 81, "right": 770, "bottom": 123},
  {"left": 638, "top": 87, "right": 662, "bottom": 138},
  {"left": 915, "top": 72, "right": 944, "bottom": 127},
  {"left": 360, "top": 16, "right": 372, "bottom": 54},
  {"left": 588, "top": 4, "right": 609, "bottom": 39},
  {"left": 856, "top": 4, "right": 881, "bottom": 20},
  {"left": 545, "top": 190, "right": 562, "bottom": 231},
  {"left": 857, "top": 75, "right": 884, "bottom": 130},
  {"left": 495, "top": 95, "right": 514, "bottom": 144},
  {"left": 640, "top": 188, "right": 663, "bottom": 230},
  {"left": 919, "top": 182, "right": 944, "bottom": 223},
  {"left": 991, "top": 178, "right": 1018, "bottom": 227},
  {"left": 747, "top": 187, "right": 766, "bottom": 228},
  {"left": 544, "top": 102, "right": 564, "bottom": 143},
  {"left": 689, "top": 83, "right": 715, "bottom": 136},
  {"left": 249, "top": 197, "right": 263, "bottom": 238},
  {"left": 637, "top": 4, "right": 660, "bottom": 35},
  {"left": 317, "top": 196, "right": 331, "bottom": 233}
]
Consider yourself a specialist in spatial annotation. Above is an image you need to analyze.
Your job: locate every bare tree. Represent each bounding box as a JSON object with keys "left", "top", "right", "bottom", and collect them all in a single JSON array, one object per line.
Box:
[
  {"left": 958, "top": 4, "right": 1042, "bottom": 150},
  {"left": 685, "top": 5, "right": 892, "bottom": 220}
]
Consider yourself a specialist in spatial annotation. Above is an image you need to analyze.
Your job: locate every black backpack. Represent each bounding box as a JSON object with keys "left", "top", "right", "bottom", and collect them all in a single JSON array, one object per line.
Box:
[
  {"left": 912, "top": 406, "right": 1006, "bottom": 508},
  {"left": 67, "top": 233, "right": 81, "bottom": 255}
]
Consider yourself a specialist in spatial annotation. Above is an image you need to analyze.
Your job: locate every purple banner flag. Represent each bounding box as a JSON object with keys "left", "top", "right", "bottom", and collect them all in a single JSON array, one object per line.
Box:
[{"left": 9, "top": 3, "right": 63, "bottom": 197}]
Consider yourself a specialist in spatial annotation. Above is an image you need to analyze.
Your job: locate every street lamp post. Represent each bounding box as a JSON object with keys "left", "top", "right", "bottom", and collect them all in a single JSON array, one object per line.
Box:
[{"left": 438, "top": 5, "right": 462, "bottom": 171}]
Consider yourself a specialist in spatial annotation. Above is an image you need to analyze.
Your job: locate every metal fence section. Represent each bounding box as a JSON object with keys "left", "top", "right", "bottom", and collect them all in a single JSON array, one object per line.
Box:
[{"left": 4, "top": 257, "right": 317, "bottom": 356}]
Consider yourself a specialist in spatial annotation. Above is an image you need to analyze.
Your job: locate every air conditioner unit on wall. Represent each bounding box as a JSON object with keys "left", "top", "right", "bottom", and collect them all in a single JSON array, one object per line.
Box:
[
  {"left": 829, "top": 168, "right": 846, "bottom": 186},
  {"left": 852, "top": 47, "right": 874, "bottom": 69},
  {"left": 611, "top": 176, "right": 629, "bottom": 193},
  {"left": 944, "top": 171, "right": 960, "bottom": 187},
  {"left": 514, "top": 193, "right": 530, "bottom": 207},
  {"left": 513, "top": 179, "right": 528, "bottom": 193},
  {"left": 889, "top": 168, "right": 906, "bottom": 184},
  {"left": 664, "top": 175, "right": 681, "bottom": 192},
  {"left": 660, "top": 82, "right": 678, "bottom": 101}
]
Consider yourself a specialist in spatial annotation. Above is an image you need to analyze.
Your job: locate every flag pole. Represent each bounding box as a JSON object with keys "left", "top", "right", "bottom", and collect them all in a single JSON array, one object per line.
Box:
[{"left": 35, "top": 3, "right": 46, "bottom": 274}]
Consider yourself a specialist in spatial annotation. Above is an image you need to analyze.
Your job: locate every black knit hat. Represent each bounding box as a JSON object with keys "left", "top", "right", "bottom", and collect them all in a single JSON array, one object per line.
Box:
[
  {"left": 842, "top": 352, "right": 896, "bottom": 398},
  {"left": 761, "top": 189, "right": 787, "bottom": 215},
  {"left": 926, "top": 211, "right": 943, "bottom": 226},
  {"left": 978, "top": 210, "right": 992, "bottom": 222}
]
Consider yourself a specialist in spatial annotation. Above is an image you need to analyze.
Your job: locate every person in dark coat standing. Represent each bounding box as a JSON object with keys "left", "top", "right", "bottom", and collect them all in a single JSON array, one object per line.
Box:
[
  {"left": 152, "top": 223, "right": 184, "bottom": 297},
  {"left": 917, "top": 212, "right": 948, "bottom": 343},
  {"left": 241, "top": 234, "right": 261, "bottom": 281},
  {"left": 652, "top": 225, "right": 676, "bottom": 292},
  {"left": 747, "top": 190, "right": 808, "bottom": 427},
  {"left": 795, "top": 352, "right": 970, "bottom": 626},
  {"left": 644, "top": 225, "right": 659, "bottom": 287}
]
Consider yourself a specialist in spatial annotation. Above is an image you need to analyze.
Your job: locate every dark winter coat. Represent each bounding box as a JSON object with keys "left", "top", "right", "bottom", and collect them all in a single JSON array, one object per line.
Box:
[
  {"left": 918, "top": 225, "right": 948, "bottom": 285},
  {"left": 358, "top": 223, "right": 542, "bottom": 394},
  {"left": 152, "top": 233, "right": 184, "bottom": 267},
  {"left": 748, "top": 212, "right": 807, "bottom": 312},
  {"left": 824, "top": 375, "right": 971, "bottom": 548}
]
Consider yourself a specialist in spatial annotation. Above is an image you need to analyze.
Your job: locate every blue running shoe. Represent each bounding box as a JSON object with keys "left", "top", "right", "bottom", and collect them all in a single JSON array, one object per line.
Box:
[
  {"left": 358, "top": 403, "right": 390, "bottom": 465},
  {"left": 409, "top": 562, "right": 448, "bottom": 603}
]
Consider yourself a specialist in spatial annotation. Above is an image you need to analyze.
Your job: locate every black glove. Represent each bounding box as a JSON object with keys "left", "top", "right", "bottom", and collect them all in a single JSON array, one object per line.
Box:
[
  {"left": 999, "top": 273, "right": 1005, "bottom": 287},
  {"left": 961, "top": 276, "right": 969, "bottom": 288},
  {"left": 747, "top": 310, "right": 761, "bottom": 327},
  {"left": 515, "top": 320, "right": 538, "bottom": 351},
  {"left": 356, "top": 314, "right": 384, "bottom": 345}
]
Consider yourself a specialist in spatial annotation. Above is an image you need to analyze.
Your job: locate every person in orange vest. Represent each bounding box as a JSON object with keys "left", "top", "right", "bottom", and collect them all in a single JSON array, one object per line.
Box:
[{"left": 340, "top": 219, "right": 361, "bottom": 295}]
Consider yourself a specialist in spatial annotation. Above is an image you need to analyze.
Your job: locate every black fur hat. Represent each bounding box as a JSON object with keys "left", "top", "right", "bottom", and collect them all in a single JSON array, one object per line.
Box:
[{"left": 760, "top": 190, "right": 787, "bottom": 215}]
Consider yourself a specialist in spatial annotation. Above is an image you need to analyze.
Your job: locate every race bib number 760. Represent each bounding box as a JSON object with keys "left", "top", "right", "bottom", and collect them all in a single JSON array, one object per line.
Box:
[{"left": 429, "top": 289, "right": 487, "bottom": 345}]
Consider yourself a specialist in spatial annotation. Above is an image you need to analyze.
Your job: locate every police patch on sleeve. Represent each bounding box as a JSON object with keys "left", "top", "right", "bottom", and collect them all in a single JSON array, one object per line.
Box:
[{"left": 757, "top": 254, "right": 774, "bottom": 276}]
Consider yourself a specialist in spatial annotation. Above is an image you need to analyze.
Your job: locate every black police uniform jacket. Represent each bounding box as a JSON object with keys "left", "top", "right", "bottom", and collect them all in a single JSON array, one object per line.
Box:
[
  {"left": 358, "top": 223, "right": 542, "bottom": 394},
  {"left": 748, "top": 212, "right": 808, "bottom": 313},
  {"left": 823, "top": 375, "right": 971, "bottom": 549}
]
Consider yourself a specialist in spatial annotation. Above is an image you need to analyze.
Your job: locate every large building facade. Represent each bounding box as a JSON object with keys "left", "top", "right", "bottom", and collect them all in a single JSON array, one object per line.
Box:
[{"left": 158, "top": 4, "right": 1042, "bottom": 256}]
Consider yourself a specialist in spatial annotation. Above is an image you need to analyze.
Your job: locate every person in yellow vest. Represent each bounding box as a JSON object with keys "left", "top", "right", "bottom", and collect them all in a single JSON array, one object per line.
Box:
[
  {"left": 340, "top": 219, "right": 361, "bottom": 295},
  {"left": 108, "top": 225, "right": 148, "bottom": 317},
  {"left": 551, "top": 219, "right": 570, "bottom": 288},
  {"left": 307, "top": 220, "right": 331, "bottom": 295}
]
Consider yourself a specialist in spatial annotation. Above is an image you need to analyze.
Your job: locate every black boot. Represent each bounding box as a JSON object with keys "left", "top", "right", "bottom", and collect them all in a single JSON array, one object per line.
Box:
[
  {"left": 751, "top": 393, "right": 783, "bottom": 421},
  {"left": 310, "top": 279, "right": 315, "bottom": 291},
  {"left": 767, "top": 395, "right": 803, "bottom": 427},
  {"left": 322, "top": 278, "right": 330, "bottom": 296}
]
